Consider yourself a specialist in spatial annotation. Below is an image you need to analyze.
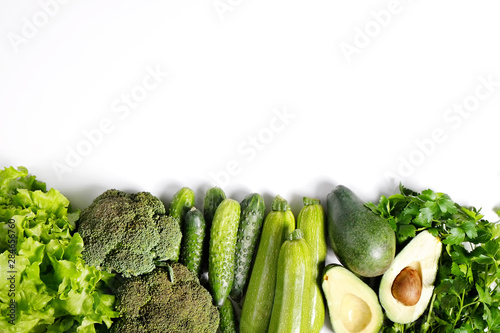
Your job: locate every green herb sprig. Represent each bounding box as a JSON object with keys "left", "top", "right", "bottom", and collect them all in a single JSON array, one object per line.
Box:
[{"left": 366, "top": 184, "right": 500, "bottom": 332}]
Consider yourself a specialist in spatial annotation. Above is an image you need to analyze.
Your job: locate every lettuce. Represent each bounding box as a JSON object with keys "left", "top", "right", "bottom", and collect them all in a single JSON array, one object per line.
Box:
[{"left": 0, "top": 166, "right": 119, "bottom": 332}]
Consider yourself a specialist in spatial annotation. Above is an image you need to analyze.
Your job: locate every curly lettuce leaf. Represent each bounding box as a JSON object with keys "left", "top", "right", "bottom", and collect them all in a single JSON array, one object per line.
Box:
[{"left": 0, "top": 166, "right": 118, "bottom": 333}]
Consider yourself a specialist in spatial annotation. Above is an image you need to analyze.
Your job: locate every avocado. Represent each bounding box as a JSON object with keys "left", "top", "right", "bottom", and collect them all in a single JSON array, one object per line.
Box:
[
  {"left": 326, "top": 185, "right": 396, "bottom": 277},
  {"left": 379, "top": 230, "right": 442, "bottom": 324},
  {"left": 322, "top": 264, "right": 383, "bottom": 333}
]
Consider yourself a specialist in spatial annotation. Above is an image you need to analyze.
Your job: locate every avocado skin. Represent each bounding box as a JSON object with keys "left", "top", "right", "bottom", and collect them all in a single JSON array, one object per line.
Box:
[{"left": 326, "top": 185, "right": 396, "bottom": 277}]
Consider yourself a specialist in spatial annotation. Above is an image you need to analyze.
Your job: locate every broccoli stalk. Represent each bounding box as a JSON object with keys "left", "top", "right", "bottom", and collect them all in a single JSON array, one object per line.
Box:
[{"left": 77, "top": 189, "right": 182, "bottom": 277}]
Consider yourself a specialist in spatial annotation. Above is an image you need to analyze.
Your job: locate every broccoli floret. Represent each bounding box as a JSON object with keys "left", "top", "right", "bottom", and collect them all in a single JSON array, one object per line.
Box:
[
  {"left": 111, "top": 263, "right": 219, "bottom": 333},
  {"left": 154, "top": 215, "right": 183, "bottom": 260},
  {"left": 77, "top": 189, "right": 182, "bottom": 277}
]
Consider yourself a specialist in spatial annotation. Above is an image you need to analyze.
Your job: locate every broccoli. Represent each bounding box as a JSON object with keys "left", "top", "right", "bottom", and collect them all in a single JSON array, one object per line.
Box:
[
  {"left": 77, "top": 189, "right": 182, "bottom": 277},
  {"left": 110, "top": 263, "right": 220, "bottom": 333}
]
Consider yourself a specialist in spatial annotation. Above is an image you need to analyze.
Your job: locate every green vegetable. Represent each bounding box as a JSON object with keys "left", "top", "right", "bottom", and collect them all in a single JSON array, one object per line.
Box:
[
  {"left": 322, "top": 264, "right": 384, "bottom": 333},
  {"left": 203, "top": 187, "right": 226, "bottom": 271},
  {"left": 179, "top": 207, "right": 206, "bottom": 277},
  {"left": 111, "top": 263, "right": 219, "bottom": 333},
  {"left": 239, "top": 195, "right": 295, "bottom": 333},
  {"left": 208, "top": 198, "right": 241, "bottom": 307},
  {"left": 326, "top": 185, "right": 396, "bottom": 277},
  {"left": 297, "top": 197, "right": 326, "bottom": 332},
  {"left": 219, "top": 297, "right": 238, "bottom": 333},
  {"left": 169, "top": 186, "right": 195, "bottom": 222},
  {"left": 230, "top": 193, "right": 266, "bottom": 302},
  {"left": 0, "top": 166, "right": 118, "bottom": 333},
  {"left": 268, "top": 229, "right": 312, "bottom": 333},
  {"left": 77, "top": 189, "right": 182, "bottom": 277},
  {"left": 378, "top": 230, "right": 442, "bottom": 324},
  {"left": 366, "top": 184, "right": 500, "bottom": 332},
  {"left": 203, "top": 186, "right": 226, "bottom": 227}
]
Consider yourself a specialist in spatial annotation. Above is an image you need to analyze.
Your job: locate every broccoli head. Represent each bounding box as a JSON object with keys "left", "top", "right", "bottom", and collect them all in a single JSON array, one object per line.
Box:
[
  {"left": 111, "top": 263, "right": 220, "bottom": 333},
  {"left": 77, "top": 189, "right": 182, "bottom": 277}
]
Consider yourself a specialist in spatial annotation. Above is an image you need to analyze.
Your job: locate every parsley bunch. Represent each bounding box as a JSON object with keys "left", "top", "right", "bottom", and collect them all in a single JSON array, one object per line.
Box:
[{"left": 366, "top": 184, "right": 500, "bottom": 332}]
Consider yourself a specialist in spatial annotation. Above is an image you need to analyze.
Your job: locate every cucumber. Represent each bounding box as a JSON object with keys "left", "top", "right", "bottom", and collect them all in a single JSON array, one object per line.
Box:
[
  {"left": 268, "top": 229, "right": 313, "bottom": 333},
  {"left": 169, "top": 187, "right": 195, "bottom": 222},
  {"left": 297, "top": 197, "right": 326, "bottom": 332},
  {"left": 203, "top": 187, "right": 226, "bottom": 271},
  {"left": 208, "top": 198, "right": 241, "bottom": 307},
  {"left": 219, "top": 297, "right": 238, "bottom": 333},
  {"left": 179, "top": 207, "right": 206, "bottom": 277},
  {"left": 239, "top": 195, "right": 295, "bottom": 333},
  {"left": 230, "top": 193, "right": 266, "bottom": 302},
  {"left": 203, "top": 186, "right": 226, "bottom": 227}
]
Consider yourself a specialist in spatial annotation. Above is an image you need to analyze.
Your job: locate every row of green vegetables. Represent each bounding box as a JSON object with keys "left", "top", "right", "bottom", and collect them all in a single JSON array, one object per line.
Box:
[
  {"left": 2, "top": 166, "right": 500, "bottom": 332},
  {"left": 186, "top": 182, "right": 500, "bottom": 333},
  {"left": 176, "top": 187, "right": 326, "bottom": 332}
]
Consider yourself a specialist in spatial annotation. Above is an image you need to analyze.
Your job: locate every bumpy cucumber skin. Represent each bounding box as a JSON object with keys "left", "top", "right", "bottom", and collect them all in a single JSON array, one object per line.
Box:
[
  {"left": 230, "top": 193, "right": 266, "bottom": 302},
  {"left": 297, "top": 197, "right": 326, "bottom": 333},
  {"left": 268, "top": 229, "right": 313, "bottom": 333},
  {"left": 169, "top": 187, "right": 195, "bottom": 221},
  {"left": 203, "top": 186, "right": 226, "bottom": 227},
  {"left": 208, "top": 198, "right": 241, "bottom": 307},
  {"left": 219, "top": 297, "right": 238, "bottom": 333},
  {"left": 179, "top": 207, "right": 206, "bottom": 277},
  {"left": 203, "top": 187, "right": 226, "bottom": 271},
  {"left": 239, "top": 195, "right": 295, "bottom": 333}
]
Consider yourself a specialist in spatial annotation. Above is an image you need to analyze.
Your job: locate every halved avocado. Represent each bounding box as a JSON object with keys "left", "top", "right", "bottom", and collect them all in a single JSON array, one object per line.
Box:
[
  {"left": 322, "top": 264, "right": 383, "bottom": 333},
  {"left": 379, "top": 230, "right": 442, "bottom": 324}
]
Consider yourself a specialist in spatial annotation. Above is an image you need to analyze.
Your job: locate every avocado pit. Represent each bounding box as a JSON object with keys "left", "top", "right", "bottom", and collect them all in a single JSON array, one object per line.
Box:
[{"left": 391, "top": 266, "right": 422, "bottom": 306}]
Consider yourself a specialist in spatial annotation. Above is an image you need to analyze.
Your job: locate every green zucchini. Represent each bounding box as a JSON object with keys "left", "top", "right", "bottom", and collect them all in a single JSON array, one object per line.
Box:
[
  {"left": 239, "top": 195, "right": 295, "bottom": 333},
  {"left": 169, "top": 187, "right": 195, "bottom": 222},
  {"left": 230, "top": 193, "right": 266, "bottom": 302},
  {"left": 268, "top": 229, "right": 313, "bottom": 333},
  {"left": 179, "top": 207, "right": 206, "bottom": 277},
  {"left": 297, "top": 197, "right": 326, "bottom": 332},
  {"left": 208, "top": 198, "right": 241, "bottom": 307},
  {"left": 219, "top": 297, "right": 238, "bottom": 333}
]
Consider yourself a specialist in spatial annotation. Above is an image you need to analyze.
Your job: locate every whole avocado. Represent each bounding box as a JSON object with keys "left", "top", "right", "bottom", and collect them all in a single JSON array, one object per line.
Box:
[{"left": 326, "top": 185, "right": 395, "bottom": 277}]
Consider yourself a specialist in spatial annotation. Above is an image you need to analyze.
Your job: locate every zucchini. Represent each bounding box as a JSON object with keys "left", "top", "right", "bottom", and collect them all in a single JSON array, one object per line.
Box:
[
  {"left": 230, "top": 193, "right": 266, "bottom": 302},
  {"left": 208, "top": 198, "right": 241, "bottom": 307},
  {"left": 219, "top": 297, "right": 238, "bottom": 333},
  {"left": 179, "top": 207, "right": 206, "bottom": 277},
  {"left": 169, "top": 187, "right": 195, "bottom": 222},
  {"left": 239, "top": 195, "right": 295, "bottom": 333},
  {"left": 296, "top": 197, "right": 326, "bottom": 332},
  {"left": 268, "top": 229, "right": 312, "bottom": 333}
]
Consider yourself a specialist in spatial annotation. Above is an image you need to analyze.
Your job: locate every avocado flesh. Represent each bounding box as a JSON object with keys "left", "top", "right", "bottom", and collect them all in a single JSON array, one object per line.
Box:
[
  {"left": 379, "top": 230, "right": 442, "bottom": 324},
  {"left": 322, "top": 265, "right": 383, "bottom": 333}
]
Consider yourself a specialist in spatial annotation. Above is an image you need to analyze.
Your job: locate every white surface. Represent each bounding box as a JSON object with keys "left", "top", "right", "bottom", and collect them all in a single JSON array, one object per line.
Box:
[{"left": 1, "top": 1, "right": 500, "bottom": 331}]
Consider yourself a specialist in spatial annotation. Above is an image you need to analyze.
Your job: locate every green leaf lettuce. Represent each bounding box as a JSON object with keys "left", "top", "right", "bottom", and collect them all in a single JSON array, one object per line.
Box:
[{"left": 0, "top": 166, "right": 118, "bottom": 332}]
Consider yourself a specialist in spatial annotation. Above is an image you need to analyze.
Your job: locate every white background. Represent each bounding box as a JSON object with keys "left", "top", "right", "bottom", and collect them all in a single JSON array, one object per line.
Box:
[{"left": 1, "top": 1, "right": 500, "bottom": 331}]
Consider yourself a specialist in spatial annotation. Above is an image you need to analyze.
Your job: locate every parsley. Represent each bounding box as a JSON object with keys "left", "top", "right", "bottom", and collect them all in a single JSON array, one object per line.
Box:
[{"left": 366, "top": 184, "right": 500, "bottom": 332}]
